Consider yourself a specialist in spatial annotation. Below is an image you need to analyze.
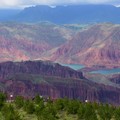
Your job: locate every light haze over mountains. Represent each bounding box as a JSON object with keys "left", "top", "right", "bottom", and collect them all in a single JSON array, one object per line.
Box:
[{"left": 0, "top": 0, "right": 120, "bottom": 8}]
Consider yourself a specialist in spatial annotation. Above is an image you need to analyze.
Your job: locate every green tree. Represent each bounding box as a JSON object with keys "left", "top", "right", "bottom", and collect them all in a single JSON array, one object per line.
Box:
[
  {"left": 113, "top": 107, "right": 120, "bottom": 120},
  {"left": 78, "top": 103, "right": 98, "bottom": 120},
  {"left": 1, "top": 104, "right": 21, "bottom": 120},
  {"left": 15, "top": 96, "right": 24, "bottom": 108},
  {"left": 35, "top": 101, "right": 57, "bottom": 120},
  {"left": 24, "top": 100, "right": 35, "bottom": 114},
  {"left": 97, "top": 104, "right": 113, "bottom": 120},
  {"left": 54, "top": 98, "right": 65, "bottom": 111},
  {"left": 0, "top": 92, "right": 6, "bottom": 109},
  {"left": 34, "top": 95, "right": 43, "bottom": 104},
  {"left": 35, "top": 100, "right": 45, "bottom": 120},
  {"left": 41, "top": 106, "right": 57, "bottom": 120},
  {"left": 67, "top": 100, "right": 80, "bottom": 114},
  {"left": 62, "top": 97, "right": 69, "bottom": 111},
  {"left": 77, "top": 103, "right": 86, "bottom": 119},
  {"left": 46, "top": 103, "right": 57, "bottom": 117}
]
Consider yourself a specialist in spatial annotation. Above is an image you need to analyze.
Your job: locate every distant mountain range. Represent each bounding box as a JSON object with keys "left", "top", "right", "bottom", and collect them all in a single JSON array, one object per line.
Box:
[
  {"left": 0, "top": 9, "right": 20, "bottom": 21},
  {"left": 0, "top": 22, "right": 120, "bottom": 68},
  {"left": 0, "top": 5, "right": 120, "bottom": 24}
]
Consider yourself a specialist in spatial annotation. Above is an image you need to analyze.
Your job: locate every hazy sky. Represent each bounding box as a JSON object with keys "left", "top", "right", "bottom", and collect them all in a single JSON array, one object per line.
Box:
[{"left": 0, "top": 0, "right": 120, "bottom": 8}]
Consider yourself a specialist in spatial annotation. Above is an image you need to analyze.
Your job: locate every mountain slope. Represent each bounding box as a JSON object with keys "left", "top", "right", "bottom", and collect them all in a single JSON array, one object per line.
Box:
[
  {"left": 0, "top": 22, "right": 73, "bottom": 62},
  {"left": 14, "top": 5, "right": 120, "bottom": 24},
  {"left": 41, "top": 23, "right": 120, "bottom": 68},
  {"left": 0, "top": 9, "right": 20, "bottom": 21},
  {"left": 0, "top": 23, "right": 120, "bottom": 68}
]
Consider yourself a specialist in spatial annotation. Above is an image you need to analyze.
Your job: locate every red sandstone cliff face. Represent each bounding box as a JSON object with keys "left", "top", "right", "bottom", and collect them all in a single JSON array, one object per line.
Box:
[
  {"left": 2, "top": 76, "right": 120, "bottom": 105},
  {"left": 0, "top": 61, "right": 120, "bottom": 105},
  {"left": 0, "top": 61, "right": 83, "bottom": 79},
  {"left": 40, "top": 24, "right": 120, "bottom": 68}
]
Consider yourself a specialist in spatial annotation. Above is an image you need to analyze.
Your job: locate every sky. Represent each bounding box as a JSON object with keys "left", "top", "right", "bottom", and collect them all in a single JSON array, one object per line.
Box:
[{"left": 0, "top": 0, "right": 120, "bottom": 8}]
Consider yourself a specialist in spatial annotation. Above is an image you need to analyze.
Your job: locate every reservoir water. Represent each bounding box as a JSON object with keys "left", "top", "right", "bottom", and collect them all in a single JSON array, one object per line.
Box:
[
  {"left": 91, "top": 68, "right": 120, "bottom": 75},
  {"left": 60, "top": 64, "right": 120, "bottom": 75},
  {"left": 60, "top": 64, "right": 84, "bottom": 70}
]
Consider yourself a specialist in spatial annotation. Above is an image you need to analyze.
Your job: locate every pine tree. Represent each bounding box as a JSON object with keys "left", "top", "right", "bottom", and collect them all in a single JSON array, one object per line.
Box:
[
  {"left": 97, "top": 104, "right": 113, "bottom": 120},
  {"left": 35, "top": 100, "right": 45, "bottom": 120},
  {"left": 0, "top": 92, "right": 6, "bottom": 109},
  {"left": 24, "top": 100, "right": 35, "bottom": 114},
  {"left": 67, "top": 100, "right": 80, "bottom": 114},
  {"left": 54, "top": 98, "right": 65, "bottom": 111},
  {"left": 34, "top": 95, "right": 43, "bottom": 104},
  {"left": 1, "top": 104, "right": 21, "bottom": 120},
  {"left": 15, "top": 96, "right": 24, "bottom": 108},
  {"left": 114, "top": 107, "right": 120, "bottom": 120}
]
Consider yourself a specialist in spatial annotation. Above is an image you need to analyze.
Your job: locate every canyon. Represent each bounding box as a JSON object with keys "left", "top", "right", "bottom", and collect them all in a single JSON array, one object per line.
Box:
[
  {"left": 0, "top": 23, "right": 120, "bottom": 68},
  {"left": 0, "top": 22, "right": 120, "bottom": 105}
]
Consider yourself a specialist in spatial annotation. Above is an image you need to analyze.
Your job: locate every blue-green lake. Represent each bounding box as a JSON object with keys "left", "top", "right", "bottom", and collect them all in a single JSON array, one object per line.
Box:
[
  {"left": 60, "top": 64, "right": 84, "bottom": 70},
  {"left": 91, "top": 68, "right": 120, "bottom": 75},
  {"left": 60, "top": 64, "right": 120, "bottom": 75}
]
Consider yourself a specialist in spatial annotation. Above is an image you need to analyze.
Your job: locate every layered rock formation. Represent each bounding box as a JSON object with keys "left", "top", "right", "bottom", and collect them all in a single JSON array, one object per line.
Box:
[
  {"left": 0, "top": 22, "right": 73, "bottom": 62},
  {"left": 41, "top": 23, "right": 120, "bottom": 68},
  {"left": 0, "top": 60, "right": 83, "bottom": 79},
  {"left": 0, "top": 23, "right": 120, "bottom": 68},
  {"left": 0, "top": 60, "right": 120, "bottom": 105}
]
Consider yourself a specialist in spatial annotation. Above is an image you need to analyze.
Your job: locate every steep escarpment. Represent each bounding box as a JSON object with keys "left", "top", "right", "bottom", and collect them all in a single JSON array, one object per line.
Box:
[
  {"left": 0, "top": 60, "right": 120, "bottom": 105},
  {"left": 41, "top": 23, "right": 120, "bottom": 68},
  {"left": 0, "top": 61, "right": 83, "bottom": 79},
  {"left": 3, "top": 76, "right": 120, "bottom": 105},
  {"left": 2, "top": 73, "right": 120, "bottom": 105}
]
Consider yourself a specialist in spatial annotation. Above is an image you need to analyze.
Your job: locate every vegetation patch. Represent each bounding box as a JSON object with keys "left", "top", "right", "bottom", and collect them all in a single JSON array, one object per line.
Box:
[{"left": 0, "top": 92, "right": 119, "bottom": 120}]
